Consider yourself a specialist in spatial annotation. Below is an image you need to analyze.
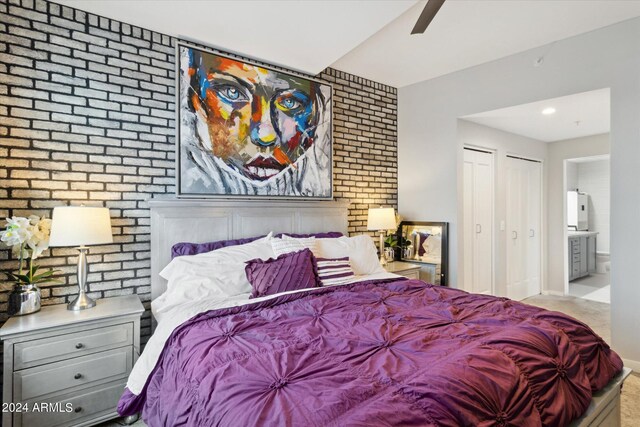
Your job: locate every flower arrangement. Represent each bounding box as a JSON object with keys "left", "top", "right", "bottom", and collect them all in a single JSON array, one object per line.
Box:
[{"left": 0, "top": 215, "right": 60, "bottom": 286}]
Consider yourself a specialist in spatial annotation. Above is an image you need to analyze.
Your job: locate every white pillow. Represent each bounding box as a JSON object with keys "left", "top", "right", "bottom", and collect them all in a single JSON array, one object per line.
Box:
[
  {"left": 152, "top": 262, "right": 250, "bottom": 322},
  {"left": 161, "top": 233, "right": 274, "bottom": 280},
  {"left": 422, "top": 234, "right": 442, "bottom": 258},
  {"left": 316, "top": 235, "right": 384, "bottom": 276},
  {"left": 271, "top": 235, "right": 317, "bottom": 257}
]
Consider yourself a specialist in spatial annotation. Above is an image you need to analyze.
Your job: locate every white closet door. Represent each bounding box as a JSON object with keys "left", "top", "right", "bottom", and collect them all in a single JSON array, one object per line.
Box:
[
  {"left": 463, "top": 151, "right": 475, "bottom": 292},
  {"left": 463, "top": 149, "right": 494, "bottom": 295},
  {"left": 506, "top": 156, "right": 542, "bottom": 301},
  {"left": 506, "top": 158, "right": 526, "bottom": 300},
  {"left": 526, "top": 161, "right": 542, "bottom": 298}
]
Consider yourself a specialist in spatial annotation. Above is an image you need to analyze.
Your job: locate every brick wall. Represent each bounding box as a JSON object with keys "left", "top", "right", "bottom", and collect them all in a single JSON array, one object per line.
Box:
[
  {"left": 321, "top": 69, "right": 398, "bottom": 233},
  {"left": 0, "top": 0, "right": 397, "bottom": 345}
]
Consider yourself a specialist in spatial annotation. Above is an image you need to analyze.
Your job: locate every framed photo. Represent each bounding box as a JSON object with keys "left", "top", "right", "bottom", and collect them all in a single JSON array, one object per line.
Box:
[
  {"left": 397, "top": 221, "right": 449, "bottom": 286},
  {"left": 176, "top": 42, "right": 333, "bottom": 199}
]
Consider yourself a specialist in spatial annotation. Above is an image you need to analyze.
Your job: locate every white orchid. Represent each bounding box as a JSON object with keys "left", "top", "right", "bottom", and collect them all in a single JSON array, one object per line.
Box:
[
  {"left": 1, "top": 215, "right": 60, "bottom": 286},
  {"left": 27, "top": 217, "right": 52, "bottom": 260},
  {"left": 0, "top": 217, "right": 33, "bottom": 247},
  {"left": 11, "top": 245, "right": 30, "bottom": 259}
]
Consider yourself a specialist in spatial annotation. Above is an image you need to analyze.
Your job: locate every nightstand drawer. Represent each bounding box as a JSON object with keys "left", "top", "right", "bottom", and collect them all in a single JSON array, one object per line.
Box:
[
  {"left": 401, "top": 270, "right": 420, "bottom": 280},
  {"left": 14, "top": 347, "right": 133, "bottom": 401},
  {"left": 14, "top": 323, "right": 133, "bottom": 370},
  {"left": 17, "top": 379, "right": 126, "bottom": 427}
]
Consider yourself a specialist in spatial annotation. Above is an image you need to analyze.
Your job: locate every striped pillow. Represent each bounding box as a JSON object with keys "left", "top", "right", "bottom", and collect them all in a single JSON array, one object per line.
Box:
[
  {"left": 316, "top": 256, "right": 356, "bottom": 286},
  {"left": 271, "top": 236, "right": 317, "bottom": 257}
]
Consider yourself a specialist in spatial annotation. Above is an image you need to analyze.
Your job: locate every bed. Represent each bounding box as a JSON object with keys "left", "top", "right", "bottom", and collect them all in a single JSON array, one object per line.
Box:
[{"left": 118, "top": 199, "right": 629, "bottom": 426}]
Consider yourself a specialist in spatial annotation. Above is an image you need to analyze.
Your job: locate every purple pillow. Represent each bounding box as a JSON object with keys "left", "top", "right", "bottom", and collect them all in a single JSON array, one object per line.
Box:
[
  {"left": 417, "top": 232, "right": 431, "bottom": 256},
  {"left": 245, "top": 249, "right": 321, "bottom": 298},
  {"left": 171, "top": 236, "right": 261, "bottom": 259},
  {"left": 278, "top": 232, "right": 343, "bottom": 239},
  {"left": 171, "top": 232, "right": 343, "bottom": 259}
]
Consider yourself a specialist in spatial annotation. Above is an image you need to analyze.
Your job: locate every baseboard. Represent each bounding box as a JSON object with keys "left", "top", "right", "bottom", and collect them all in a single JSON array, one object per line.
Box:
[
  {"left": 541, "top": 290, "right": 565, "bottom": 296},
  {"left": 622, "top": 358, "right": 640, "bottom": 372}
]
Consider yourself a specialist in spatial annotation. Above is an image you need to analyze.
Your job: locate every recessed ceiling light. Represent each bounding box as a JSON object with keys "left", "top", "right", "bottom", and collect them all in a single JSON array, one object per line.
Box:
[{"left": 542, "top": 107, "right": 556, "bottom": 115}]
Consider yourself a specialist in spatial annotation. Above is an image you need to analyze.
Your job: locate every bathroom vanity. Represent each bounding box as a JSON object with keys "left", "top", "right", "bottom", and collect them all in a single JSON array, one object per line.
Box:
[{"left": 568, "top": 231, "right": 598, "bottom": 281}]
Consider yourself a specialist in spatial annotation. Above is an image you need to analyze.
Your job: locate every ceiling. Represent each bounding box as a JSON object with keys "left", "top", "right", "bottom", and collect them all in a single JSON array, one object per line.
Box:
[
  {"left": 462, "top": 88, "right": 610, "bottom": 143},
  {"left": 53, "top": 0, "right": 417, "bottom": 75},
  {"left": 55, "top": 1, "right": 640, "bottom": 88},
  {"left": 332, "top": 0, "right": 640, "bottom": 87}
]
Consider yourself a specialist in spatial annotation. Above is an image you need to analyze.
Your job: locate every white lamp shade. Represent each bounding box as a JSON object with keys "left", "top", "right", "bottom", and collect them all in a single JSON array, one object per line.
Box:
[
  {"left": 49, "top": 207, "right": 113, "bottom": 247},
  {"left": 367, "top": 207, "right": 396, "bottom": 231}
]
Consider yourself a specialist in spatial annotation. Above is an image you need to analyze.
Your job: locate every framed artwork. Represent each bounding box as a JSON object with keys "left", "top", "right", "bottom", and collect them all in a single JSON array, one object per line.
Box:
[
  {"left": 397, "top": 221, "right": 448, "bottom": 286},
  {"left": 176, "top": 42, "right": 333, "bottom": 199}
]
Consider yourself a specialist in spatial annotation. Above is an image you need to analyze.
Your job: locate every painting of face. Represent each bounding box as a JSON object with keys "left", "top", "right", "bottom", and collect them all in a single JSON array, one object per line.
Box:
[{"left": 177, "top": 43, "right": 332, "bottom": 198}]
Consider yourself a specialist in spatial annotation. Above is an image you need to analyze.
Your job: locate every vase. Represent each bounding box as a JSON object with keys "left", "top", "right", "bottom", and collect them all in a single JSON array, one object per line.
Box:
[
  {"left": 402, "top": 246, "right": 414, "bottom": 260},
  {"left": 8, "top": 284, "right": 41, "bottom": 316},
  {"left": 384, "top": 247, "right": 395, "bottom": 264}
]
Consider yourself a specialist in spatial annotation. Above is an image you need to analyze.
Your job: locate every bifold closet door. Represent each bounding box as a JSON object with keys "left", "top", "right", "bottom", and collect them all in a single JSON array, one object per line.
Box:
[
  {"left": 506, "top": 156, "right": 542, "bottom": 301},
  {"left": 463, "top": 149, "right": 493, "bottom": 295}
]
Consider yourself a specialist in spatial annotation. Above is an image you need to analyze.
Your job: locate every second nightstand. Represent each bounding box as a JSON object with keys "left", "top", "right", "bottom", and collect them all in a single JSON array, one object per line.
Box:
[
  {"left": 385, "top": 261, "right": 422, "bottom": 280},
  {"left": 0, "top": 295, "right": 144, "bottom": 427}
]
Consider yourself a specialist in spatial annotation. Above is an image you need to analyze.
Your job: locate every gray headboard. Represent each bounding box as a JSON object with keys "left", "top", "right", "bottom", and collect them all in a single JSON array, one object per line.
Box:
[{"left": 149, "top": 198, "right": 350, "bottom": 301}]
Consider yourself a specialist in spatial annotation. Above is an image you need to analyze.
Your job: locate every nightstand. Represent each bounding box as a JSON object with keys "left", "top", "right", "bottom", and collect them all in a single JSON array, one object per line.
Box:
[
  {"left": 385, "top": 261, "right": 422, "bottom": 280},
  {"left": 0, "top": 295, "right": 144, "bottom": 427}
]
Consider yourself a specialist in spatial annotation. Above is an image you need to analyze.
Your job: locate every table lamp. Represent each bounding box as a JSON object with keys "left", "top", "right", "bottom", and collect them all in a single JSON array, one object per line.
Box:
[
  {"left": 49, "top": 206, "right": 113, "bottom": 311},
  {"left": 367, "top": 207, "right": 396, "bottom": 266}
]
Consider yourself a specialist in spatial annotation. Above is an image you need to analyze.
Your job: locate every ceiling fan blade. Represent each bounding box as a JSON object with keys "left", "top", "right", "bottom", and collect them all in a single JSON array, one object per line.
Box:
[{"left": 411, "top": 0, "right": 446, "bottom": 35}]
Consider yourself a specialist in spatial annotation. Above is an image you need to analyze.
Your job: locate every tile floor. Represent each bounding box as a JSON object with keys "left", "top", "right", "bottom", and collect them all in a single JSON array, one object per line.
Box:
[{"left": 569, "top": 271, "right": 611, "bottom": 303}]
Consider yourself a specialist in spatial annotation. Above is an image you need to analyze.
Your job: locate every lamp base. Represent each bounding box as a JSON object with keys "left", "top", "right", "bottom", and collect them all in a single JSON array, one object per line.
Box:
[
  {"left": 378, "top": 231, "right": 387, "bottom": 266},
  {"left": 67, "top": 292, "right": 96, "bottom": 311},
  {"left": 67, "top": 246, "right": 97, "bottom": 311}
]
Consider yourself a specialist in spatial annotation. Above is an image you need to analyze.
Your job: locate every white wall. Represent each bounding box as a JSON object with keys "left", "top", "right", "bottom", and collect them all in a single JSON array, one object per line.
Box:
[
  {"left": 547, "top": 134, "right": 610, "bottom": 295},
  {"left": 566, "top": 161, "right": 579, "bottom": 191},
  {"left": 399, "top": 18, "right": 640, "bottom": 365},
  {"left": 458, "top": 120, "right": 547, "bottom": 296},
  {"left": 578, "top": 158, "right": 611, "bottom": 253}
]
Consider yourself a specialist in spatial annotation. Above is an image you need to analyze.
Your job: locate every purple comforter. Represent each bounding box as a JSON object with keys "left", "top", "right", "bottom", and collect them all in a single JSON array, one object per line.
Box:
[{"left": 119, "top": 279, "right": 622, "bottom": 426}]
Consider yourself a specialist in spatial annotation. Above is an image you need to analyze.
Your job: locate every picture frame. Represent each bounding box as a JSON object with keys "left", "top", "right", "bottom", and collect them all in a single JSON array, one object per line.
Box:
[
  {"left": 396, "top": 221, "right": 448, "bottom": 286},
  {"left": 175, "top": 41, "right": 333, "bottom": 199}
]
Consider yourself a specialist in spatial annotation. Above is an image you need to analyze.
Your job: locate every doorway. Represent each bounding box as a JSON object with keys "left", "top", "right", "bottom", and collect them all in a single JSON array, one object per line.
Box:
[{"left": 564, "top": 154, "right": 611, "bottom": 303}]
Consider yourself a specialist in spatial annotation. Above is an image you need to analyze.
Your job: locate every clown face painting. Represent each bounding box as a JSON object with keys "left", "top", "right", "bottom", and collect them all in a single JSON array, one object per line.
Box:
[{"left": 177, "top": 43, "right": 332, "bottom": 198}]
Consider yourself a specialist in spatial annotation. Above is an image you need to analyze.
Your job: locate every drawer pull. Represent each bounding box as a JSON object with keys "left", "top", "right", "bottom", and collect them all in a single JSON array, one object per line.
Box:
[
  {"left": 75, "top": 343, "right": 84, "bottom": 349},
  {"left": 74, "top": 373, "right": 83, "bottom": 380},
  {"left": 74, "top": 406, "right": 82, "bottom": 413}
]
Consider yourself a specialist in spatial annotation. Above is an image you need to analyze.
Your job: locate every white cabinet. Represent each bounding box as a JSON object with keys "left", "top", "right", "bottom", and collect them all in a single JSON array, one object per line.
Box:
[
  {"left": 463, "top": 148, "right": 494, "bottom": 295},
  {"left": 0, "top": 296, "right": 144, "bottom": 427},
  {"left": 506, "top": 156, "right": 542, "bottom": 301},
  {"left": 385, "top": 261, "right": 422, "bottom": 280},
  {"left": 569, "top": 233, "right": 597, "bottom": 281}
]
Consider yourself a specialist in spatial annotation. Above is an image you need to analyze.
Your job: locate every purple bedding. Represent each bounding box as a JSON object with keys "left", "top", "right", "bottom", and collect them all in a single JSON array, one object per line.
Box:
[{"left": 119, "top": 279, "right": 622, "bottom": 426}]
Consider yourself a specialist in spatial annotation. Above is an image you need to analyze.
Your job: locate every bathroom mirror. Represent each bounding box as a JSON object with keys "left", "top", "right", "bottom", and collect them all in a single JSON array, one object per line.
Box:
[{"left": 397, "top": 221, "right": 448, "bottom": 286}]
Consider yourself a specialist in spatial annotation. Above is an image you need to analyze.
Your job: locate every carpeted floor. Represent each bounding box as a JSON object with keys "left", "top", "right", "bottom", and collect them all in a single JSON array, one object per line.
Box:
[
  {"left": 102, "top": 294, "right": 638, "bottom": 426},
  {"left": 525, "top": 294, "right": 639, "bottom": 427}
]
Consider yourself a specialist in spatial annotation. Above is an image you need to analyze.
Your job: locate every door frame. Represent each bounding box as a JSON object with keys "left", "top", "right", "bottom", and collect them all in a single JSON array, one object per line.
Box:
[
  {"left": 506, "top": 153, "right": 544, "bottom": 298},
  {"left": 463, "top": 145, "right": 496, "bottom": 296},
  {"left": 562, "top": 154, "right": 610, "bottom": 296}
]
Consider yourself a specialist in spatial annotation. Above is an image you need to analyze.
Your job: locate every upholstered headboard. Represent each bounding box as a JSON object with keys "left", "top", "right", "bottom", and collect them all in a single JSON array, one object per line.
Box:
[{"left": 149, "top": 198, "right": 349, "bottom": 301}]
